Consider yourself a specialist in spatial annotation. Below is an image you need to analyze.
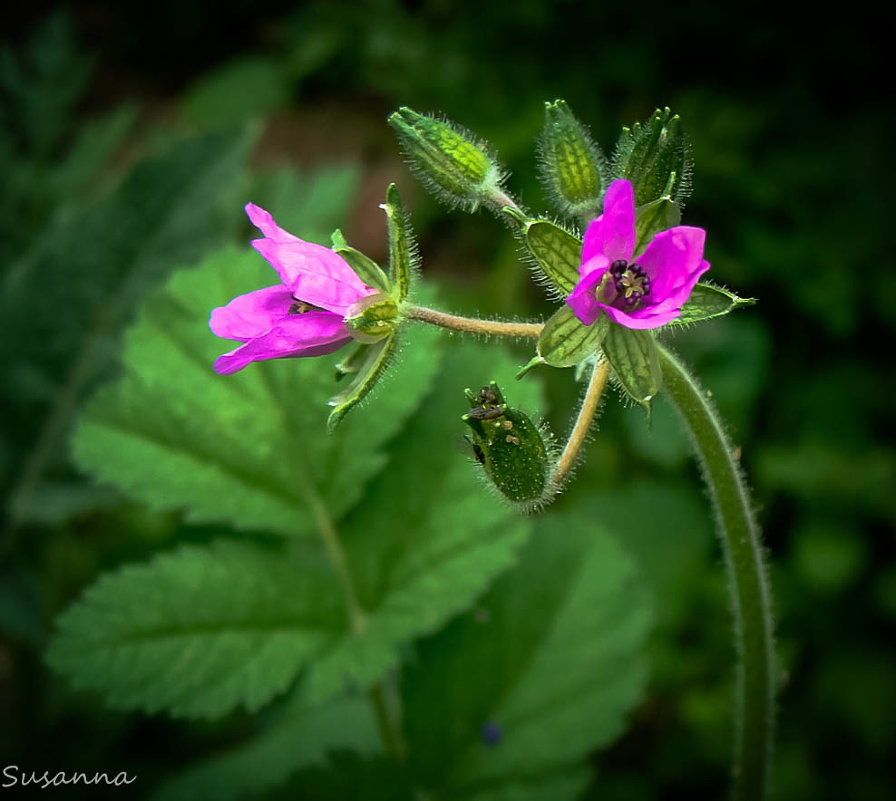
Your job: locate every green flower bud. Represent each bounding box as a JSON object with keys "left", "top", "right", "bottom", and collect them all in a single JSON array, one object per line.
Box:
[
  {"left": 462, "top": 382, "right": 551, "bottom": 506},
  {"left": 538, "top": 99, "right": 607, "bottom": 222},
  {"left": 388, "top": 106, "right": 506, "bottom": 212},
  {"left": 344, "top": 293, "right": 398, "bottom": 343},
  {"left": 612, "top": 108, "right": 693, "bottom": 207}
]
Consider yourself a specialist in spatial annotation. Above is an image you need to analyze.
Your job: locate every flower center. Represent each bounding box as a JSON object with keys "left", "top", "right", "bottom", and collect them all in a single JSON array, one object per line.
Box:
[
  {"left": 597, "top": 260, "right": 651, "bottom": 310},
  {"left": 288, "top": 297, "right": 322, "bottom": 315}
]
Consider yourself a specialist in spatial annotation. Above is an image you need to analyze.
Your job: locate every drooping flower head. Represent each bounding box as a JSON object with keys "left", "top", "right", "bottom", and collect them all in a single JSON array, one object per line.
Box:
[
  {"left": 210, "top": 204, "right": 377, "bottom": 375},
  {"left": 566, "top": 179, "right": 710, "bottom": 329}
]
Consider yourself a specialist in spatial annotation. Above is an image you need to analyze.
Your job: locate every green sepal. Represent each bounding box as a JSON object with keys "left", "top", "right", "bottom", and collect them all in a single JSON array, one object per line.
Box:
[
  {"left": 612, "top": 108, "right": 692, "bottom": 207},
  {"left": 523, "top": 219, "right": 582, "bottom": 297},
  {"left": 387, "top": 106, "right": 503, "bottom": 211},
  {"left": 603, "top": 325, "right": 662, "bottom": 410},
  {"left": 327, "top": 334, "right": 397, "bottom": 431},
  {"left": 668, "top": 283, "right": 756, "bottom": 326},
  {"left": 381, "top": 183, "right": 414, "bottom": 301},
  {"left": 333, "top": 340, "right": 369, "bottom": 381},
  {"left": 344, "top": 293, "right": 398, "bottom": 343},
  {"left": 538, "top": 99, "right": 606, "bottom": 222},
  {"left": 536, "top": 304, "right": 608, "bottom": 368},
  {"left": 633, "top": 194, "right": 681, "bottom": 257},
  {"left": 330, "top": 229, "right": 391, "bottom": 294},
  {"left": 462, "top": 382, "right": 549, "bottom": 504}
]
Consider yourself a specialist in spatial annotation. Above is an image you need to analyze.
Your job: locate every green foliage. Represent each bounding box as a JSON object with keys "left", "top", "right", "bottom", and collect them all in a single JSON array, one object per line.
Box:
[
  {"left": 152, "top": 693, "right": 382, "bottom": 801},
  {"left": 401, "top": 509, "right": 651, "bottom": 800},
  {"left": 54, "top": 254, "right": 540, "bottom": 717},
  {"left": 632, "top": 196, "right": 681, "bottom": 256},
  {"left": 534, "top": 305, "right": 607, "bottom": 369}
]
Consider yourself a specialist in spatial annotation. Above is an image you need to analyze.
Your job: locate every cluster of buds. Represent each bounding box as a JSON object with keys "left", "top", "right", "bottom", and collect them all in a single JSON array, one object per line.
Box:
[{"left": 210, "top": 102, "right": 752, "bottom": 503}]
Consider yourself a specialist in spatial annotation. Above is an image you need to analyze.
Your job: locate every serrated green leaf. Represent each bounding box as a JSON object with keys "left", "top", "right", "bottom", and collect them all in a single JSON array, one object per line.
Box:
[
  {"left": 668, "top": 283, "right": 756, "bottom": 325},
  {"left": 523, "top": 219, "right": 582, "bottom": 296},
  {"left": 71, "top": 247, "right": 442, "bottom": 538},
  {"left": 402, "top": 509, "right": 652, "bottom": 801},
  {"left": 383, "top": 182, "right": 414, "bottom": 300},
  {"left": 603, "top": 324, "right": 662, "bottom": 407},
  {"left": 152, "top": 691, "right": 381, "bottom": 801},
  {"left": 3, "top": 128, "right": 257, "bottom": 515},
  {"left": 46, "top": 540, "right": 337, "bottom": 719},
  {"left": 633, "top": 195, "right": 681, "bottom": 257},
  {"left": 536, "top": 304, "right": 607, "bottom": 367}
]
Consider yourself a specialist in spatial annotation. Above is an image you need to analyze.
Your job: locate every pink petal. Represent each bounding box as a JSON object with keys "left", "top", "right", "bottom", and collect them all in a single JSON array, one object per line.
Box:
[
  {"left": 213, "top": 311, "right": 351, "bottom": 375},
  {"left": 638, "top": 226, "right": 706, "bottom": 299},
  {"left": 581, "top": 179, "right": 635, "bottom": 266},
  {"left": 566, "top": 268, "right": 607, "bottom": 325},
  {"left": 245, "top": 203, "right": 372, "bottom": 315},
  {"left": 600, "top": 303, "right": 681, "bottom": 330},
  {"left": 209, "top": 285, "right": 293, "bottom": 342}
]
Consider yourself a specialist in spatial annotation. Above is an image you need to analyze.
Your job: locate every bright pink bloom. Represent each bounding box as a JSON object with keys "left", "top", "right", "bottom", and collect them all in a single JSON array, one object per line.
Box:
[
  {"left": 566, "top": 180, "right": 710, "bottom": 330},
  {"left": 210, "top": 204, "right": 376, "bottom": 375}
]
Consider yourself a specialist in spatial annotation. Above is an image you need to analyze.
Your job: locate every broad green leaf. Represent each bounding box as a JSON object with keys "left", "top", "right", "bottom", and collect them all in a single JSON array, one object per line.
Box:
[
  {"left": 152, "top": 691, "right": 381, "bottom": 801},
  {"left": 383, "top": 182, "right": 414, "bottom": 300},
  {"left": 62, "top": 285, "right": 536, "bottom": 714},
  {"left": 402, "top": 508, "right": 652, "bottom": 801},
  {"left": 603, "top": 324, "right": 662, "bottom": 408},
  {"left": 536, "top": 304, "right": 607, "bottom": 367},
  {"left": 633, "top": 195, "right": 681, "bottom": 256},
  {"left": 46, "top": 540, "right": 338, "bottom": 718},
  {"left": 523, "top": 219, "right": 582, "bottom": 296},
  {"left": 668, "top": 282, "right": 756, "bottom": 325},
  {"left": 72, "top": 247, "right": 442, "bottom": 538},
  {"left": 2, "top": 128, "right": 256, "bottom": 513}
]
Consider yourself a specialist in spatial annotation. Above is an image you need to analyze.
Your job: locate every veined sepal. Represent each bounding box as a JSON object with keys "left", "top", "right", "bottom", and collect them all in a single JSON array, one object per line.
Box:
[
  {"left": 327, "top": 334, "right": 398, "bottom": 431},
  {"left": 668, "top": 283, "right": 756, "bottom": 326},
  {"left": 462, "top": 382, "right": 552, "bottom": 507},
  {"left": 330, "top": 229, "right": 391, "bottom": 294},
  {"left": 602, "top": 324, "right": 662, "bottom": 413},
  {"left": 380, "top": 183, "right": 415, "bottom": 301},
  {"left": 633, "top": 186, "right": 682, "bottom": 257},
  {"left": 538, "top": 99, "right": 607, "bottom": 223},
  {"left": 522, "top": 219, "right": 582, "bottom": 298},
  {"left": 531, "top": 304, "right": 609, "bottom": 369},
  {"left": 388, "top": 106, "right": 508, "bottom": 212},
  {"left": 612, "top": 107, "right": 693, "bottom": 207}
]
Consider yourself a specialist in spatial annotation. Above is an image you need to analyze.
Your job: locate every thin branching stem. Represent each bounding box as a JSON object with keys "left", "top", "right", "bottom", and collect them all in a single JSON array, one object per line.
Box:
[
  {"left": 658, "top": 343, "right": 775, "bottom": 801},
  {"left": 405, "top": 304, "right": 543, "bottom": 339},
  {"left": 550, "top": 360, "right": 610, "bottom": 488}
]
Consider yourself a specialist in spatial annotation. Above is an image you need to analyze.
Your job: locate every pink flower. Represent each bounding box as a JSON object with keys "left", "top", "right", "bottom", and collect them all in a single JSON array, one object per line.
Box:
[
  {"left": 210, "top": 204, "right": 377, "bottom": 375},
  {"left": 566, "top": 179, "right": 710, "bottom": 330}
]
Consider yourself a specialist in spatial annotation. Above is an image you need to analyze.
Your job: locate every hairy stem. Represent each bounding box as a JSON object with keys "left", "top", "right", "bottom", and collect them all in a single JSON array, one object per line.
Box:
[
  {"left": 551, "top": 360, "right": 609, "bottom": 488},
  {"left": 657, "top": 344, "right": 775, "bottom": 801},
  {"left": 405, "top": 304, "right": 543, "bottom": 339},
  {"left": 306, "top": 490, "right": 405, "bottom": 761}
]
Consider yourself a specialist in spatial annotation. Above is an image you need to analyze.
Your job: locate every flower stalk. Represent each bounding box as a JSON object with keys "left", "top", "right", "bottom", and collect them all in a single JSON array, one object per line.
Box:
[
  {"left": 550, "top": 359, "right": 609, "bottom": 488},
  {"left": 657, "top": 343, "right": 775, "bottom": 801},
  {"left": 405, "top": 304, "right": 543, "bottom": 339}
]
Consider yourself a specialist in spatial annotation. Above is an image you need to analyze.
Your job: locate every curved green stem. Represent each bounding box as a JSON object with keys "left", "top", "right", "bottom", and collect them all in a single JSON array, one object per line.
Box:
[
  {"left": 404, "top": 304, "right": 543, "bottom": 339},
  {"left": 658, "top": 344, "right": 775, "bottom": 801}
]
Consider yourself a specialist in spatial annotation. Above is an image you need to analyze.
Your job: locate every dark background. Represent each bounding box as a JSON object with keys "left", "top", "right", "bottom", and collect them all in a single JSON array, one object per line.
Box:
[{"left": 2, "top": 1, "right": 894, "bottom": 799}]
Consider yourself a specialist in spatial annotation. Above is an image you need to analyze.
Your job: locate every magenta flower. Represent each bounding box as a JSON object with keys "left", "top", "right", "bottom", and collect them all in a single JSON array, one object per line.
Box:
[
  {"left": 566, "top": 179, "right": 710, "bottom": 330},
  {"left": 210, "top": 204, "right": 377, "bottom": 375}
]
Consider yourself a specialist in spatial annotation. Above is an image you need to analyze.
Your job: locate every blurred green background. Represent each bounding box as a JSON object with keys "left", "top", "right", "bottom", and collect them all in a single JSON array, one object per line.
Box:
[{"left": 1, "top": 1, "right": 893, "bottom": 799}]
